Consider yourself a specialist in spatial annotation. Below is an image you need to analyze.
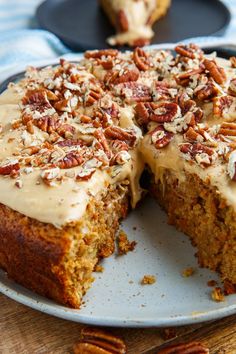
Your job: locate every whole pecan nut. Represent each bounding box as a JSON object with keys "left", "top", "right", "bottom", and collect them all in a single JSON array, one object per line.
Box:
[
  {"left": 157, "top": 341, "right": 209, "bottom": 354},
  {"left": 150, "top": 102, "right": 181, "bottom": 123},
  {"left": 73, "top": 327, "right": 126, "bottom": 354}
]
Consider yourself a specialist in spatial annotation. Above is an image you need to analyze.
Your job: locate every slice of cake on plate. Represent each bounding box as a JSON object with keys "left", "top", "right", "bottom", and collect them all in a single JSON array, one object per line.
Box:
[{"left": 99, "top": 0, "right": 171, "bottom": 46}]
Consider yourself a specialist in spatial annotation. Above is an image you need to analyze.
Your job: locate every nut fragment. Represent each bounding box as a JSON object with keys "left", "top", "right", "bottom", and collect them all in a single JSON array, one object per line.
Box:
[
  {"left": 230, "top": 56, "right": 236, "bottom": 68},
  {"left": 211, "top": 287, "right": 225, "bottom": 302},
  {"left": 105, "top": 126, "right": 136, "bottom": 146},
  {"left": 150, "top": 125, "right": 174, "bottom": 149},
  {"left": 158, "top": 341, "right": 209, "bottom": 354},
  {"left": 203, "top": 59, "right": 226, "bottom": 85},
  {"left": 0, "top": 161, "right": 20, "bottom": 176},
  {"left": 114, "top": 81, "right": 151, "bottom": 103},
  {"left": 73, "top": 327, "right": 126, "bottom": 354},
  {"left": 175, "top": 44, "right": 202, "bottom": 59},
  {"left": 84, "top": 49, "right": 118, "bottom": 59},
  {"left": 133, "top": 47, "right": 150, "bottom": 71}
]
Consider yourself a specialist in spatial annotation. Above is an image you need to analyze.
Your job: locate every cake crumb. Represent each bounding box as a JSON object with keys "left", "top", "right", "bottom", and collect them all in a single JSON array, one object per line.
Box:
[
  {"left": 182, "top": 267, "right": 195, "bottom": 277},
  {"left": 117, "top": 230, "right": 136, "bottom": 255},
  {"left": 211, "top": 287, "right": 225, "bottom": 302},
  {"left": 141, "top": 275, "right": 156, "bottom": 285},
  {"left": 94, "top": 264, "right": 104, "bottom": 273},
  {"left": 207, "top": 280, "right": 217, "bottom": 287}
]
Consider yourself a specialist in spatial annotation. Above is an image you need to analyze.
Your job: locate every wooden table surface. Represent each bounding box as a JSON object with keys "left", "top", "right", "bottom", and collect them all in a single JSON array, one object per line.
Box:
[{"left": 0, "top": 293, "right": 236, "bottom": 354}]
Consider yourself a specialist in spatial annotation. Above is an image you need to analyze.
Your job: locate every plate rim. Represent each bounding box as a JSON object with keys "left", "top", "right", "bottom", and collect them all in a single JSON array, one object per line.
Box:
[{"left": 0, "top": 269, "right": 236, "bottom": 328}]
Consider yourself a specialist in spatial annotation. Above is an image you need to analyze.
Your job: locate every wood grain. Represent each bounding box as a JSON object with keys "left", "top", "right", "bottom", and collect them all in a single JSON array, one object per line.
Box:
[{"left": 0, "top": 293, "right": 235, "bottom": 354}]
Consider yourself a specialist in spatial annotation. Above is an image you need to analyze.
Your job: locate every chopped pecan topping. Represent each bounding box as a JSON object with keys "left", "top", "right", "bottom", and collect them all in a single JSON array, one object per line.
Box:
[
  {"left": 99, "top": 59, "right": 114, "bottom": 70},
  {"left": 175, "top": 68, "right": 203, "bottom": 87},
  {"left": 110, "top": 139, "right": 129, "bottom": 153},
  {"left": 0, "top": 161, "right": 20, "bottom": 176},
  {"left": 85, "top": 88, "right": 101, "bottom": 106},
  {"left": 73, "top": 327, "right": 126, "bottom": 354},
  {"left": 57, "top": 139, "right": 85, "bottom": 147},
  {"left": 195, "top": 78, "right": 219, "bottom": 101},
  {"left": 33, "top": 115, "right": 61, "bottom": 134},
  {"left": 57, "top": 152, "right": 84, "bottom": 169},
  {"left": 135, "top": 102, "right": 151, "bottom": 126},
  {"left": 180, "top": 142, "right": 215, "bottom": 167},
  {"left": 150, "top": 125, "right": 174, "bottom": 149},
  {"left": 76, "top": 169, "right": 96, "bottom": 182},
  {"left": 104, "top": 67, "right": 139, "bottom": 86},
  {"left": 118, "top": 9, "right": 129, "bottom": 32},
  {"left": 133, "top": 47, "right": 150, "bottom": 71},
  {"left": 94, "top": 129, "right": 112, "bottom": 159},
  {"left": 203, "top": 59, "right": 226, "bottom": 85},
  {"left": 230, "top": 56, "right": 236, "bottom": 68},
  {"left": 105, "top": 126, "right": 136, "bottom": 146},
  {"left": 115, "top": 81, "right": 151, "bottom": 103},
  {"left": 184, "top": 127, "right": 204, "bottom": 142},
  {"left": 228, "top": 78, "right": 236, "bottom": 97},
  {"left": 150, "top": 102, "right": 181, "bottom": 123},
  {"left": 84, "top": 49, "right": 118, "bottom": 59},
  {"left": 132, "top": 37, "right": 150, "bottom": 47},
  {"left": 152, "top": 82, "right": 176, "bottom": 102},
  {"left": 218, "top": 122, "right": 236, "bottom": 136},
  {"left": 158, "top": 341, "right": 209, "bottom": 354},
  {"left": 175, "top": 44, "right": 202, "bottom": 59},
  {"left": 213, "top": 95, "right": 235, "bottom": 119},
  {"left": 57, "top": 124, "right": 75, "bottom": 138},
  {"left": 40, "top": 167, "right": 60, "bottom": 186}
]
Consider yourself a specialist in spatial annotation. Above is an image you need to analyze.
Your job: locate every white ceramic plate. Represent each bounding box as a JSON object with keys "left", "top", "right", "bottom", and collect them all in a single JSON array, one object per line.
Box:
[{"left": 0, "top": 197, "right": 236, "bottom": 327}]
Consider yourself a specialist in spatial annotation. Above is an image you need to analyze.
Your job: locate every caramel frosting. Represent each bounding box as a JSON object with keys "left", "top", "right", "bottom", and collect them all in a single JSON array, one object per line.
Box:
[
  {"left": 0, "top": 61, "right": 144, "bottom": 227},
  {"left": 2, "top": 45, "right": 236, "bottom": 227}
]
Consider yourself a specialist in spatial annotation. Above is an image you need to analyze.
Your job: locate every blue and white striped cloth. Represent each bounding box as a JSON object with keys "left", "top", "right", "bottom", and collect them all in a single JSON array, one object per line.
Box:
[{"left": 0, "top": 0, "right": 236, "bottom": 77}]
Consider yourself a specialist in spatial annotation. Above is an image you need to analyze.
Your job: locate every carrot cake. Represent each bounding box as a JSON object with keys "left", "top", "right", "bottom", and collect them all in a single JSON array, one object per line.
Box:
[
  {"left": 0, "top": 44, "right": 236, "bottom": 308},
  {"left": 99, "top": 0, "right": 171, "bottom": 46}
]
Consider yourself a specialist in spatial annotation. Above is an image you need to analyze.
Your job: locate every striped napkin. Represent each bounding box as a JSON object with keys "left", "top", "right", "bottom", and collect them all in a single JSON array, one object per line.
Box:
[{"left": 0, "top": 0, "right": 235, "bottom": 77}]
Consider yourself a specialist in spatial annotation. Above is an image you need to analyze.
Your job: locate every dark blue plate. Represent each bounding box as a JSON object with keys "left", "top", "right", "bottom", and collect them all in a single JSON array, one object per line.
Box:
[{"left": 36, "top": 0, "right": 231, "bottom": 51}]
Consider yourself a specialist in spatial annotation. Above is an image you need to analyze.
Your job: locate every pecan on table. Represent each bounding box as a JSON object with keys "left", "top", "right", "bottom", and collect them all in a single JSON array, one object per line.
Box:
[
  {"left": 73, "top": 327, "right": 126, "bottom": 354},
  {"left": 157, "top": 341, "right": 209, "bottom": 354}
]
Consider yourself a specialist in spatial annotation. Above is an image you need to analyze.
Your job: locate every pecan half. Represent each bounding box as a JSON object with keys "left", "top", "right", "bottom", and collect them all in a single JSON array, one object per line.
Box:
[
  {"left": 195, "top": 78, "right": 219, "bottom": 101},
  {"left": 115, "top": 82, "right": 151, "bottom": 103},
  {"left": 0, "top": 162, "right": 20, "bottom": 176},
  {"left": 57, "top": 124, "right": 75, "bottom": 139},
  {"left": 105, "top": 126, "right": 136, "bottom": 146},
  {"left": 150, "top": 102, "right": 181, "bottom": 123},
  {"left": 175, "top": 68, "right": 203, "bottom": 87},
  {"left": 57, "top": 152, "right": 84, "bottom": 169},
  {"left": 150, "top": 125, "right": 174, "bottom": 149},
  {"left": 175, "top": 44, "right": 201, "bottom": 59},
  {"left": 203, "top": 59, "right": 226, "bottom": 85},
  {"left": 33, "top": 115, "right": 61, "bottom": 134},
  {"left": 94, "top": 129, "right": 111, "bottom": 159},
  {"left": 118, "top": 9, "right": 129, "bottom": 32},
  {"left": 104, "top": 67, "right": 139, "bottom": 86},
  {"left": 133, "top": 47, "right": 150, "bottom": 71},
  {"left": 84, "top": 49, "right": 118, "bottom": 59},
  {"left": 158, "top": 341, "right": 209, "bottom": 354},
  {"left": 73, "top": 327, "right": 126, "bottom": 354}
]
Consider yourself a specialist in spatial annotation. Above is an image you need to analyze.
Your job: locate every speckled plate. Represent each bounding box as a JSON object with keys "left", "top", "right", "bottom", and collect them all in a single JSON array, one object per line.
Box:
[
  {"left": 0, "top": 43, "right": 236, "bottom": 327},
  {"left": 0, "top": 196, "right": 236, "bottom": 327}
]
